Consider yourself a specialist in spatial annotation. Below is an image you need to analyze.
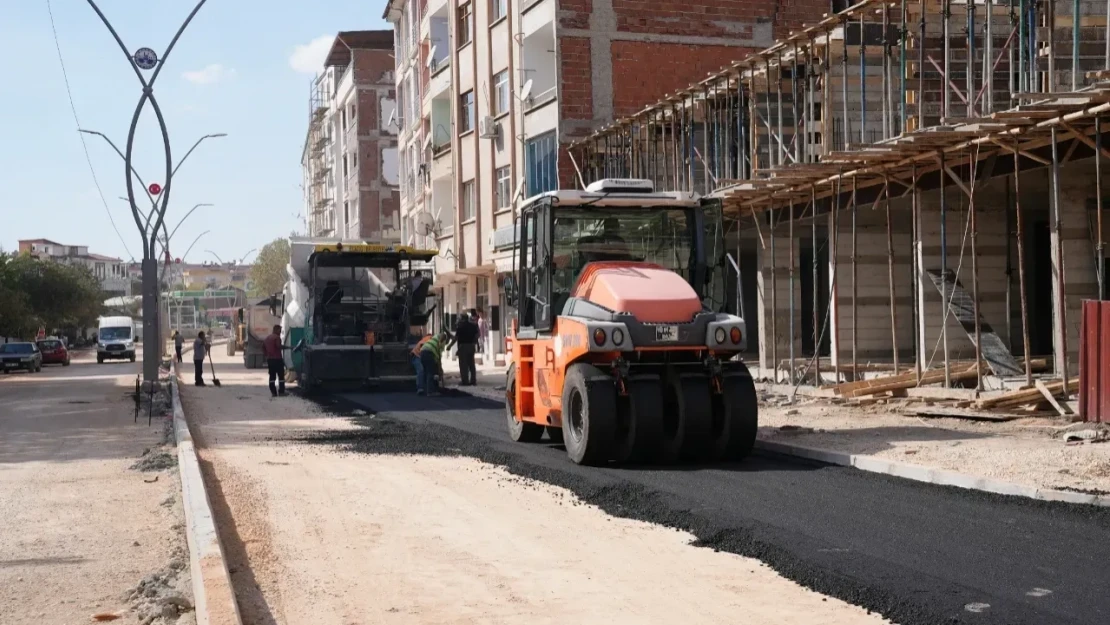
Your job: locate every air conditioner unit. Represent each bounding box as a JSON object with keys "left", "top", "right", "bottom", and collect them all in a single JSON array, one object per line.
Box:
[{"left": 478, "top": 116, "right": 498, "bottom": 139}]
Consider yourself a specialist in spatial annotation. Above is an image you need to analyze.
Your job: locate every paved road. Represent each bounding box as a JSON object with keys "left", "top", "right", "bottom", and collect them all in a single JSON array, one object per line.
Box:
[{"left": 323, "top": 390, "right": 1110, "bottom": 625}]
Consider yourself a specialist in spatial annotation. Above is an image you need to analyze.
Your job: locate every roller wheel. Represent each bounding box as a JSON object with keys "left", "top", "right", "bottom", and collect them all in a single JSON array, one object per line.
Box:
[
  {"left": 299, "top": 360, "right": 315, "bottom": 395},
  {"left": 612, "top": 374, "right": 664, "bottom": 464},
  {"left": 505, "top": 363, "right": 544, "bottom": 443},
  {"left": 561, "top": 363, "right": 617, "bottom": 466},
  {"left": 545, "top": 427, "right": 564, "bottom": 444},
  {"left": 660, "top": 373, "right": 714, "bottom": 463},
  {"left": 710, "top": 364, "right": 759, "bottom": 461}
]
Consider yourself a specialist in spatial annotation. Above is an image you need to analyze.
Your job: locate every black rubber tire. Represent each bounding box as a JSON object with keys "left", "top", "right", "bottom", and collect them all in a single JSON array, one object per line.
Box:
[
  {"left": 612, "top": 374, "right": 665, "bottom": 464},
  {"left": 63, "top": 360, "right": 70, "bottom": 367},
  {"left": 506, "top": 362, "right": 544, "bottom": 442},
  {"left": 711, "top": 364, "right": 759, "bottom": 461},
  {"left": 561, "top": 363, "right": 617, "bottom": 466},
  {"left": 660, "top": 372, "right": 713, "bottom": 463},
  {"left": 97, "top": 356, "right": 104, "bottom": 364},
  {"left": 545, "top": 426, "right": 564, "bottom": 444},
  {"left": 129, "top": 355, "right": 136, "bottom": 363}
]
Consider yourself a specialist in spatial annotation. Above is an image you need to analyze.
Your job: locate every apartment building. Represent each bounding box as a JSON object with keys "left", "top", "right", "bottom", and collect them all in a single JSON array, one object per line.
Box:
[
  {"left": 384, "top": 0, "right": 828, "bottom": 357},
  {"left": 18, "top": 239, "right": 129, "bottom": 297},
  {"left": 302, "top": 30, "right": 401, "bottom": 241}
]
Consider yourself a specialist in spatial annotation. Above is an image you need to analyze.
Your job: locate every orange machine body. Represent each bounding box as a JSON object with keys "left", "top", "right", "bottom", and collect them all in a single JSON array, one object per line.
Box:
[{"left": 511, "top": 260, "right": 727, "bottom": 429}]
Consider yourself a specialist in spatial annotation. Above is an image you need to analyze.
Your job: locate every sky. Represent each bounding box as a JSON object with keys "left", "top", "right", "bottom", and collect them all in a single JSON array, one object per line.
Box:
[{"left": 0, "top": 0, "right": 390, "bottom": 264}]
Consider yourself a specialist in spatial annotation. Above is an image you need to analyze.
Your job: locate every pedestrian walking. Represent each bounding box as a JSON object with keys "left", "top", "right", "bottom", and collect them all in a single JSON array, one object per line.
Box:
[
  {"left": 419, "top": 331, "right": 451, "bottom": 396},
  {"left": 193, "top": 331, "right": 208, "bottom": 386},
  {"left": 263, "top": 324, "right": 286, "bottom": 397},
  {"left": 454, "top": 312, "right": 479, "bottom": 386},
  {"left": 411, "top": 332, "right": 433, "bottom": 394},
  {"left": 173, "top": 331, "right": 184, "bottom": 363}
]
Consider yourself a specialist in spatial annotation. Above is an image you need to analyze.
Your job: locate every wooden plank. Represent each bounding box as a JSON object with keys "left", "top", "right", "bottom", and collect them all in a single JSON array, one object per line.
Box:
[
  {"left": 925, "top": 270, "right": 1024, "bottom": 377},
  {"left": 1035, "top": 380, "right": 1073, "bottom": 416},
  {"left": 978, "top": 378, "right": 1080, "bottom": 409},
  {"left": 903, "top": 407, "right": 1023, "bottom": 422}
]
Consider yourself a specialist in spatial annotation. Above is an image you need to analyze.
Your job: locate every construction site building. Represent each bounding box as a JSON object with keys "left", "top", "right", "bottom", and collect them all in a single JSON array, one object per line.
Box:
[{"left": 570, "top": 0, "right": 1110, "bottom": 399}]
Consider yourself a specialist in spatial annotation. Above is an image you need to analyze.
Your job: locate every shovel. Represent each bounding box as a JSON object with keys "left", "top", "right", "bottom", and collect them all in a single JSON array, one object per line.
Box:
[{"left": 206, "top": 345, "right": 222, "bottom": 387}]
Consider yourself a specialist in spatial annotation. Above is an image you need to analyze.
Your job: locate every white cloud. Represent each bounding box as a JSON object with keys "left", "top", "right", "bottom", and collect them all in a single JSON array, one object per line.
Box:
[
  {"left": 182, "top": 63, "right": 236, "bottom": 85},
  {"left": 289, "top": 35, "right": 334, "bottom": 75}
]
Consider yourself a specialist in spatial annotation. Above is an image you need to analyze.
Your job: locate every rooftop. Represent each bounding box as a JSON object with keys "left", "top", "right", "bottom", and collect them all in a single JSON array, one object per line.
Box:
[{"left": 323, "top": 30, "right": 393, "bottom": 67}]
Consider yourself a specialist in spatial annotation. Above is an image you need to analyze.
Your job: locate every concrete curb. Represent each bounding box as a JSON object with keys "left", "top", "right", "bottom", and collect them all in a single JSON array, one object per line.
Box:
[
  {"left": 170, "top": 365, "right": 243, "bottom": 625},
  {"left": 755, "top": 438, "right": 1110, "bottom": 507}
]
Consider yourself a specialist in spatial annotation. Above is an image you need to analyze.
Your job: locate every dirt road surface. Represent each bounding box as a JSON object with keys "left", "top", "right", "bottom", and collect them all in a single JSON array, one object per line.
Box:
[
  {"left": 182, "top": 350, "right": 884, "bottom": 625},
  {"left": 0, "top": 348, "right": 189, "bottom": 625}
]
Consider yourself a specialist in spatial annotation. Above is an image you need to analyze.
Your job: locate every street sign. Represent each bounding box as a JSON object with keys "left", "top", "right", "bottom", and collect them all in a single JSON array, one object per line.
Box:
[
  {"left": 133, "top": 47, "right": 159, "bottom": 70},
  {"left": 149, "top": 183, "right": 162, "bottom": 195}
]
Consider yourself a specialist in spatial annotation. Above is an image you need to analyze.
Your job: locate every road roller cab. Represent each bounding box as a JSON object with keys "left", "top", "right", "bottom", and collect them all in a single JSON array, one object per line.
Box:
[{"left": 504, "top": 178, "right": 758, "bottom": 465}]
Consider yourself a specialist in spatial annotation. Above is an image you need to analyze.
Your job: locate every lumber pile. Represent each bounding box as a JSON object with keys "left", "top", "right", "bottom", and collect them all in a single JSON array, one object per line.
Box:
[
  {"left": 975, "top": 377, "right": 1080, "bottom": 413},
  {"left": 830, "top": 363, "right": 981, "bottom": 399}
]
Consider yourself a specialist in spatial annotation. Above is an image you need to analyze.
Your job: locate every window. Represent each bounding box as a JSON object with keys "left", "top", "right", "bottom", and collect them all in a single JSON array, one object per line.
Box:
[
  {"left": 525, "top": 132, "right": 558, "bottom": 195},
  {"left": 460, "top": 90, "right": 475, "bottom": 133},
  {"left": 343, "top": 154, "right": 349, "bottom": 178},
  {"left": 462, "top": 180, "right": 476, "bottom": 221},
  {"left": 341, "top": 107, "right": 348, "bottom": 131},
  {"left": 349, "top": 104, "right": 356, "bottom": 127},
  {"left": 491, "top": 0, "right": 506, "bottom": 22},
  {"left": 344, "top": 201, "right": 350, "bottom": 226},
  {"left": 458, "top": 2, "right": 472, "bottom": 46},
  {"left": 495, "top": 166, "right": 511, "bottom": 210},
  {"left": 493, "top": 70, "right": 509, "bottom": 116}
]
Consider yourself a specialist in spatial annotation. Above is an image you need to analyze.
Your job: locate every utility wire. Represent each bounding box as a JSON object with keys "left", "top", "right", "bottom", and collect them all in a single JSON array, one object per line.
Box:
[{"left": 45, "top": 0, "right": 135, "bottom": 262}]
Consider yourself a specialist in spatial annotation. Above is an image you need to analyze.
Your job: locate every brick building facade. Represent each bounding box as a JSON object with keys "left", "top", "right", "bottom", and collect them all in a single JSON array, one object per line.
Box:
[{"left": 302, "top": 31, "right": 400, "bottom": 241}]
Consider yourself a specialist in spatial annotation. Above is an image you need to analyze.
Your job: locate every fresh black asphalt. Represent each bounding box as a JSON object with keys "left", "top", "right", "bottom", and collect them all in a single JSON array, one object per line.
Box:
[{"left": 300, "top": 389, "right": 1110, "bottom": 625}]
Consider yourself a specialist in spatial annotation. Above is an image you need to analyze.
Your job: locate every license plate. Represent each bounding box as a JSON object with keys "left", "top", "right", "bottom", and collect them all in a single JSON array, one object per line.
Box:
[{"left": 655, "top": 325, "right": 679, "bottom": 342}]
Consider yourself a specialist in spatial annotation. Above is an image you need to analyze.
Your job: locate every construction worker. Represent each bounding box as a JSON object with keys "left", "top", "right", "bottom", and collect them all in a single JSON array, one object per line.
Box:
[
  {"left": 411, "top": 332, "right": 433, "bottom": 394},
  {"left": 263, "top": 324, "right": 286, "bottom": 397},
  {"left": 192, "top": 331, "right": 208, "bottom": 387},
  {"left": 455, "top": 311, "right": 479, "bottom": 386},
  {"left": 418, "top": 330, "right": 451, "bottom": 396}
]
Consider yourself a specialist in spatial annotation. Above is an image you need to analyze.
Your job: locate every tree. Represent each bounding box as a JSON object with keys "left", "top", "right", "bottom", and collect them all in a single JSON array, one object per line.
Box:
[
  {"left": 250, "top": 238, "right": 291, "bottom": 296},
  {"left": 0, "top": 252, "right": 105, "bottom": 339}
]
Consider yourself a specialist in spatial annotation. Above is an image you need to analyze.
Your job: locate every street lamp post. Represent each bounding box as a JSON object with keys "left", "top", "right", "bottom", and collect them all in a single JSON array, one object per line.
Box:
[{"left": 84, "top": 0, "right": 209, "bottom": 382}]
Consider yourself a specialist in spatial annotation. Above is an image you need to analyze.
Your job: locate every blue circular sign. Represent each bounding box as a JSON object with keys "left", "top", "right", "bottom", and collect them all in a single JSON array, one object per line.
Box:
[{"left": 133, "top": 47, "right": 159, "bottom": 70}]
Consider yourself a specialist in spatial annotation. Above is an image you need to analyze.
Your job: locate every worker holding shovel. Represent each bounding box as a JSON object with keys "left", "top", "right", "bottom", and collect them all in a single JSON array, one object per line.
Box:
[
  {"left": 192, "top": 331, "right": 209, "bottom": 387},
  {"left": 418, "top": 330, "right": 451, "bottom": 396}
]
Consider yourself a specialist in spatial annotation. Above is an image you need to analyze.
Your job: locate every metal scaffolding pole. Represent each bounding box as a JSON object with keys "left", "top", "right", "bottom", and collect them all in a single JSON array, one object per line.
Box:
[
  {"left": 940, "top": 150, "right": 951, "bottom": 387},
  {"left": 1050, "top": 125, "right": 1069, "bottom": 395},
  {"left": 885, "top": 176, "right": 899, "bottom": 373},
  {"left": 776, "top": 51, "right": 786, "bottom": 168},
  {"left": 1099, "top": 116, "right": 1106, "bottom": 300},
  {"left": 852, "top": 174, "right": 859, "bottom": 374},
  {"left": 969, "top": 154, "right": 983, "bottom": 391},
  {"left": 789, "top": 200, "right": 796, "bottom": 385},
  {"left": 860, "top": 12, "right": 868, "bottom": 145},
  {"left": 944, "top": 0, "right": 952, "bottom": 118},
  {"left": 968, "top": 0, "right": 976, "bottom": 118},
  {"left": 1012, "top": 145, "right": 1033, "bottom": 386},
  {"left": 771, "top": 208, "right": 778, "bottom": 382},
  {"left": 843, "top": 16, "right": 851, "bottom": 148},
  {"left": 811, "top": 185, "right": 820, "bottom": 384},
  {"left": 832, "top": 173, "right": 841, "bottom": 383},
  {"left": 911, "top": 162, "right": 922, "bottom": 382}
]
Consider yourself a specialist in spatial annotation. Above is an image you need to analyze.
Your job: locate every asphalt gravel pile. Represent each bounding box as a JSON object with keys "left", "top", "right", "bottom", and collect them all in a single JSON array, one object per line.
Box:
[
  {"left": 301, "top": 399, "right": 941, "bottom": 625},
  {"left": 130, "top": 449, "right": 177, "bottom": 472}
]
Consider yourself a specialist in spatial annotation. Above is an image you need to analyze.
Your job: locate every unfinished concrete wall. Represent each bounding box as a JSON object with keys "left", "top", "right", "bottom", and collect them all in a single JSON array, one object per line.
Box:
[
  {"left": 912, "top": 175, "right": 1013, "bottom": 370},
  {"left": 830, "top": 195, "right": 914, "bottom": 365},
  {"left": 1054, "top": 163, "right": 1102, "bottom": 373}
]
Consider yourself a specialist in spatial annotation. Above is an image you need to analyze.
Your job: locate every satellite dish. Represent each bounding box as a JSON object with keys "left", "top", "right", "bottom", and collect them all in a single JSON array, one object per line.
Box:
[
  {"left": 415, "top": 211, "right": 437, "bottom": 235},
  {"left": 519, "top": 79, "right": 533, "bottom": 102},
  {"left": 426, "top": 46, "right": 437, "bottom": 67}
]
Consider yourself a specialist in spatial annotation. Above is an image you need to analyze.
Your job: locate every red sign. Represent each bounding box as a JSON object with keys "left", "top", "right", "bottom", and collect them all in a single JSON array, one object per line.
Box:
[{"left": 149, "top": 183, "right": 162, "bottom": 195}]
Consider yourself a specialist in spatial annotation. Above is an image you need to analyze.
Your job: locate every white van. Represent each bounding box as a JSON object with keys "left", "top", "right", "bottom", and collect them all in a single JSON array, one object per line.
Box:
[{"left": 97, "top": 316, "right": 137, "bottom": 364}]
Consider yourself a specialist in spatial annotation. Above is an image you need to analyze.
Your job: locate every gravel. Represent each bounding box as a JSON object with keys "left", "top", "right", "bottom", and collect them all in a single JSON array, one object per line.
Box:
[
  {"left": 131, "top": 448, "right": 178, "bottom": 472},
  {"left": 301, "top": 407, "right": 942, "bottom": 625}
]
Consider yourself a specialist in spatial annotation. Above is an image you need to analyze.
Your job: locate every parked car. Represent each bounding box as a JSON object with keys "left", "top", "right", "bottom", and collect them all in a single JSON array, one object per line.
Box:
[
  {"left": 36, "top": 338, "right": 70, "bottom": 367},
  {"left": 0, "top": 342, "right": 43, "bottom": 373}
]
